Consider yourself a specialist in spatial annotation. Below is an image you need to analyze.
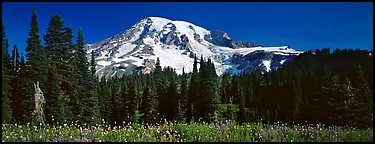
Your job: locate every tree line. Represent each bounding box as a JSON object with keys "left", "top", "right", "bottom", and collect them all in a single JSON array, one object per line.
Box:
[
  {"left": 2, "top": 8, "right": 373, "bottom": 128},
  {"left": 2, "top": 8, "right": 99, "bottom": 125}
]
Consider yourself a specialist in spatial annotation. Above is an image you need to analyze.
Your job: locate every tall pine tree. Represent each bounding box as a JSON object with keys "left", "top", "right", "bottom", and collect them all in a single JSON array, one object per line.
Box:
[
  {"left": 44, "top": 14, "right": 79, "bottom": 123},
  {"left": 2, "top": 22, "right": 14, "bottom": 123},
  {"left": 10, "top": 45, "right": 22, "bottom": 123},
  {"left": 21, "top": 7, "right": 49, "bottom": 123},
  {"left": 187, "top": 56, "right": 198, "bottom": 122}
]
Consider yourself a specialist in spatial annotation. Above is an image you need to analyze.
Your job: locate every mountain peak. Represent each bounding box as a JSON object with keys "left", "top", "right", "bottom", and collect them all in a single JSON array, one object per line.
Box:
[
  {"left": 147, "top": 16, "right": 171, "bottom": 22},
  {"left": 86, "top": 16, "right": 303, "bottom": 79}
]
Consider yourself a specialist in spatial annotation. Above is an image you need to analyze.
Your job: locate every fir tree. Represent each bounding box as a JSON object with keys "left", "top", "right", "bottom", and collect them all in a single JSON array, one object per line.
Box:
[
  {"left": 111, "top": 76, "right": 121, "bottom": 125},
  {"left": 141, "top": 76, "right": 158, "bottom": 124},
  {"left": 75, "top": 28, "right": 99, "bottom": 125},
  {"left": 238, "top": 87, "right": 246, "bottom": 123},
  {"left": 90, "top": 50, "right": 96, "bottom": 76},
  {"left": 10, "top": 45, "right": 22, "bottom": 123},
  {"left": 221, "top": 72, "right": 229, "bottom": 104},
  {"left": 354, "top": 65, "right": 373, "bottom": 128},
  {"left": 179, "top": 68, "right": 188, "bottom": 119},
  {"left": 22, "top": 7, "right": 49, "bottom": 123},
  {"left": 2, "top": 22, "right": 13, "bottom": 123},
  {"left": 155, "top": 57, "right": 166, "bottom": 121},
  {"left": 126, "top": 78, "right": 137, "bottom": 123},
  {"left": 45, "top": 63, "right": 66, "bottom": 123},
  {"left": 44, "top": 14, "right": 78, "bottom": 122},
  {"left": 187, "top": 56, "right": 198, "bottom": 122},
  {"left": 11, "top": 45, "right": 19, "bottom": 72},
  {"left": 165, "top": 76, "right": 178, "bottom": 121}
]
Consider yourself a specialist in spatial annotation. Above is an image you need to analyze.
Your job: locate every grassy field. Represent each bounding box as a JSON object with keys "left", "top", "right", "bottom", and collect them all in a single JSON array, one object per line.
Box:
[{"left": 2, "top": 120, "right": 373, "bottom": 142}]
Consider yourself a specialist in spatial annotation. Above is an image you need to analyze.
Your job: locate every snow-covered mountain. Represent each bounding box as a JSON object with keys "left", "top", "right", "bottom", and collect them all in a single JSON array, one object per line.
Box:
[{"left": 86, "top": 17, "right": 303, "bottom": 79}]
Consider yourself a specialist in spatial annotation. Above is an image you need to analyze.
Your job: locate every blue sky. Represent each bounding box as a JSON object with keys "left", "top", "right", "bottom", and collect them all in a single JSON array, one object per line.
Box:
[{"left": 2, "top": 2, "right": 373, "bottom": 57}]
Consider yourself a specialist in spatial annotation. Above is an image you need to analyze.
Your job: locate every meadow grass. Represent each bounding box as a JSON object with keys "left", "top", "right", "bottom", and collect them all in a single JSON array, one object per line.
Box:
[{"left": 2, "top": 120, "right": 373, "bottom": 142}]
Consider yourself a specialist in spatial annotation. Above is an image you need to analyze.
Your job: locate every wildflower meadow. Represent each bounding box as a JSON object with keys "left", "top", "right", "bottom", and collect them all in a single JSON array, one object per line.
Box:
[{"left": 2, "top": 119, "right": 373, "bottom": 142}]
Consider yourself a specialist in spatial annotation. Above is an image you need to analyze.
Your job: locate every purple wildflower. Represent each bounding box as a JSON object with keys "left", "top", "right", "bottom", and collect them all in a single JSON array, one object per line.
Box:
[
  {"left": 268, "top": 129, "right": 276, "bottom": 136},
  {"left": 54, "top": 136, "right": 61, "bottom": 142},
  {"left": 167, "top": 134, "right": 172, "bottom": 141},
  {"left": 260, "top": 129, "right": 266, "bottom": 136},
  {"left": 81, "top": 128, "right": 91, "bottom": 135},
  {"left": 82, "top": 138, "right": 90, "bottom": 142}
]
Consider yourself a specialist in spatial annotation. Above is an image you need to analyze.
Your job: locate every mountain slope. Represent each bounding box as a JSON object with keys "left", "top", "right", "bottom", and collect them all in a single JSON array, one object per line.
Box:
[{"left": 86, "top": 17, "right": 303, "bottom": 79}]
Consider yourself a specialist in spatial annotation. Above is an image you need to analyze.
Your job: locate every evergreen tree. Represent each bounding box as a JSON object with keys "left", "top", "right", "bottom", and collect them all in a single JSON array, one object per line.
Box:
[
  {"left": 179, "top": 68, "right": 188, "bottom": 120},
  {"left": 155, "top": 57, "right": 166, "bottom": 120},
  {"left": 141, "top": 79, "right": 158, "bottom": 124},
  {"left": 75, "top": 28, "right": 99, "bottom": 125},
  {"left": 353, "top": 65, "right": 373, "bottom": 128},
  {"left": 90, "top": 50, "right": 96, "bottom": 76},
  {"left": 165, "top": 77, "right": 178, "bottom": 121},
  {"left": 44, "top": 14, "right": 78, "bottom": 122},
  {"left": 2, "top": 22, "right": 11, "bottom": 70},
  {"left": 44, "top": 14, "right": 64, "bottom": 58},
  {"left": 111, "top": 76, "right": 121, "bottom": 125},
  {"left": 226, "top": 96, "right": 234, "bottom": 120},
  {"left": 292, "top": 76, "right": 303, "bottom": 122},
  {"left": 10, "top": 45, "right": 22, "bottom": 123},
  {"left": 99, "top": 76, "right": 112, "bottom": 123},
  {"left": 187, "top": 56, "right": 198, "bottom": 122},
  {"left": 62, "top": 26, "right": 79, "bottom": 122},
  {"left": 196, "top": 55, "right": 207, "bottom": 120},
  {"left": 238, "top": 87, "right": 246, "bottom": 123},
  {"left": 11, "top": 45, "right": 20, "bottom": 72},
  {"left": 14, "top": 55, "right": 27, "bottom": 123},
  {"left": 126, "top": 77, "right": 137, "bottom": 123},
  {"left": 21, "top": 7, "right": 49, "bottom": 123},
  {"left": 221, "top": 72, "right": 230, "bottom": 104},
  {"left": 45, "top": 63, "right": 66, "bottom": 123},
  {"left": 2, "top": 22, "right": 13, "bottom": 123},
  {"left": 206, "top": 59, "right": 220, "bottom": 122}
]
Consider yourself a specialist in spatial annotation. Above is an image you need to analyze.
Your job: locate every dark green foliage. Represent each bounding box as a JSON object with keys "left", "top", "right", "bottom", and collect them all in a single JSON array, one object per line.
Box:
[
  {"left": 9, "top": 45, "right": 21, "bottom": 123},
  {"left": 11, "top": 52, "right": 26, "bottom": 123},
  {"left": 226, "top": 97, "right": 235, "bottom": 120},
  {"left": 155, "top": 57, "right": 167, "bottom": 121},
  {"left": 353, "top": 65, "right": 373, "bottom": 127},
  {"left": 45, "top": 63, "right": 66, "bottom": 123},
  {"left": 111, "top": 76, "right": 121, "bottom": 125},
  {"left": 75, "top": 28, "right": 100, "bottom": 125},
  {"left": 44, "top": 14, "right": 64, "bottom": 58},
  {"left": 91, "top": 50, "right": 96, "bottom": 76},
  {"left": 125, "top": 76, "right": 138, "bottom": 123},
  {"left": 98, "top": 76, "right": 112, "bottom": 123},
  {"left": 165, "top": 76, "right": 179, "bottom": 121},
  {"left": 2, "top": 23, "right": 13, "bottom": 123},
  {"left": 141, "top": 83, "right": 157, "bottom": 124},
  {"left": 20, "top": 8, "right": 49, "bottom": 123},
  {"left": 220, "top": 72, "right": 230, "bottom": 104},
  {"left": 179, "top": 68, "right": 188, "bottom": 122},
  {"left": 237, "top": 87, "right": 246, "bottom": 124},
  {"left": 238, "top": 48, "right": 373, "bottom": 128},
  {"left": 44, "top": 13, "right": 81, "bottom": 123},
  {"left": 186, "top": 56, "right": 198, "bottom": 122}
]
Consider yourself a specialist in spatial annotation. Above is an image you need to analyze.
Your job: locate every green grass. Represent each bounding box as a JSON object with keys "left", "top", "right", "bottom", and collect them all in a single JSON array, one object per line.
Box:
[{"left": 2, "top": 120, "right": 373, "bottom": 142}]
